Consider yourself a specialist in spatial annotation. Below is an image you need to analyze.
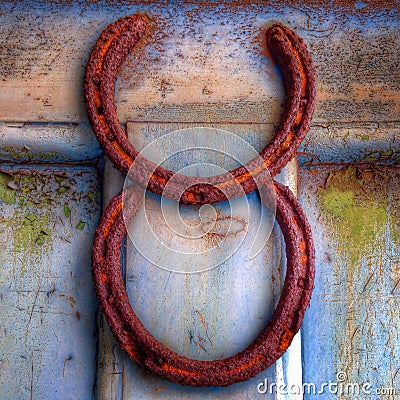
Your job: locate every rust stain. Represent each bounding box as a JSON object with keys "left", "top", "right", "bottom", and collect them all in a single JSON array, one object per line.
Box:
[
  {"left": 102, "top": 201, "right": 123, "bottom": 239},
  {"left": 99, "top": 273, "right": 108, "bottom": 284},
  {"left": 62, "top": 355, "right": 73, "bottom": 378},
  {"left": 194, "top": 310, "right": 208, "bottom": 331},
  {"left": 192, "top": 309, "right": 213, "bottom": 348},
  {"left": 201, "top": 210, "right": 248, "bottom": 249},
  {"left": 279, "top": 329, "right": 295, "bottom": 351},
  {"left": 161, "top": 363, "right": 197, "bottom": 376},
  {"left": 59, "top": 294, "right": 76, "bottom": 309},
  {"left": 193, "top": 338, "right": 208, "bottom": 354},
  {"left": 229, "top": 354, "right": 266, "bottom": 374},
  {"left": 124, "top": 344, "right": 137, "bottom": 361}
]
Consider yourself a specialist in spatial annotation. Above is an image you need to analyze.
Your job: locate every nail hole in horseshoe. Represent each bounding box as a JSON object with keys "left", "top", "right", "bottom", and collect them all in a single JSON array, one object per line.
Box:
[{"left": 292, "top": 124, "right": 301, "bottom": 133}]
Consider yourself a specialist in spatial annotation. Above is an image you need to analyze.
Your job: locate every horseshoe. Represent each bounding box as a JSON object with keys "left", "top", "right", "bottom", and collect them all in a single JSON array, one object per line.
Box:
[
  {"left": 92, "top": 181, "right": 315, "bottom": 387},
  {"left": 85, "top": 15, "right": 316, "bottom": 204}
]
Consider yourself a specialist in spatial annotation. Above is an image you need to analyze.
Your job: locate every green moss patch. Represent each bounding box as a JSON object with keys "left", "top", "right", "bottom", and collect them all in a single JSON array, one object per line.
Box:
[
  {"left": 0, "top": 171, "right": 17, "bottom": 205},
  {"left": 318, "top": 167, "right": 392, "bottom": 268}
]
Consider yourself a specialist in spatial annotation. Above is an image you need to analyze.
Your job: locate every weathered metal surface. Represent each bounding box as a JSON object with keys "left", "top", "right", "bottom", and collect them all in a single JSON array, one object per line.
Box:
[
  {"left": 299, "top": 165, "right": 400, "bottom": 399},
  {"left": 0, "top": 164, "right": 101, "bottom": 399}
]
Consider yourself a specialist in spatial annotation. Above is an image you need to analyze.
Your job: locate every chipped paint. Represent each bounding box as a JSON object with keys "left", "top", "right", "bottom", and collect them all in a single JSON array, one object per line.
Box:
[
  {"left": 0, "top": 123, "right": 102, "bottom": 163},
  {"left": 13, "top": 213, "right": 51, "bottom": 276},
  {"left": 0, "top": 2, "right": 399, "bottom": 124},
  {"left": 362, "top": 148, "right": 400, "bottom": 164},
  {"left": 0, "top": 146, "right": 56, "bottom": 162},
  {"left": 0, "top": 166, "right": 100, "bottom": 399},
  {"left": 0, "top": 171, "right": 16, "bottom": 205},
  {"left": 298, "top": 122, "right": 400, "bottom": 167},
  {"left": 2, "top": 173, "right": 54, "bottom": 278}
]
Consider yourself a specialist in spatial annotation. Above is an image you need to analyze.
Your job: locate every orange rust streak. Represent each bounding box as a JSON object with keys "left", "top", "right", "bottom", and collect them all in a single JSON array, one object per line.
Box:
[
  {"left": 125, "top": 344, "right": 138, "bottom": 361},
  {"left": 95, "top": 18, "right": 136, "bottom": 76},
  {"left": 300, "top": 255, "right": 308, "bottom": 264},
  {"left": 102, "top": 202, "right": 123, "bottom": 239},
  {"left": 276, "top": 132, "right": 295, "bottom": 156},
  {"left": 294, "top": 110, "right": 304, "bottom": 125},
  {"left": 215, "top": 157, "right": 273, "bottom": 191},
  {"left": 113, "top": 141, "right": 134, "bottom": 165},
  {"left": 151, "top": 174, "right": 167, "bottom": 185},
  {"left": 92, "top": 91, "right": 114, "bottom": 137},
  {"left": 228, "top": 354, "right": 266, "bottom": 374},
  {"left": 284, "top": 33, "right": 307, "bottom": 126},
  {"left": 291, "top": 215, "right": 300, "bottom": 229},
  {"left": 291, "top": 48, "right": 307, "bottom": 97},
  {"left": 162, "top": 354, "right": 266, "bottom": 378},
  {"left": 93, "top": 91, "right": 102, "bottom": 109},
  {"left": 185, "top": 192, "right": 196, "bottom": 203},
  {"left": 299, "top": 241, "right": 307, "bottom": 251},
  {"left": 279, "top": 329, "right": 295, "bottom": 351},
  {"left": 100, "top": 273, "right": 108, "bottom": 284},
  {"left": 161, "top": 364, "right": 198, "bottom": 376},
  {"left": 93, "top": 82, "right": 134, "bottom": 166}
]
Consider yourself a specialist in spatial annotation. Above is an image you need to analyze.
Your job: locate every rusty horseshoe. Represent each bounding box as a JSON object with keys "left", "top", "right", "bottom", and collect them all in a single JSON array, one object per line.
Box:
[
  {"left": 85, "top": 15, "right": 316, "bottom": 204},
  {"left": 88, "top": 14, "right": 316, "bottom": 387},
  {"left": 92, "top": 181, "right": 315, "bottom": 387}
]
